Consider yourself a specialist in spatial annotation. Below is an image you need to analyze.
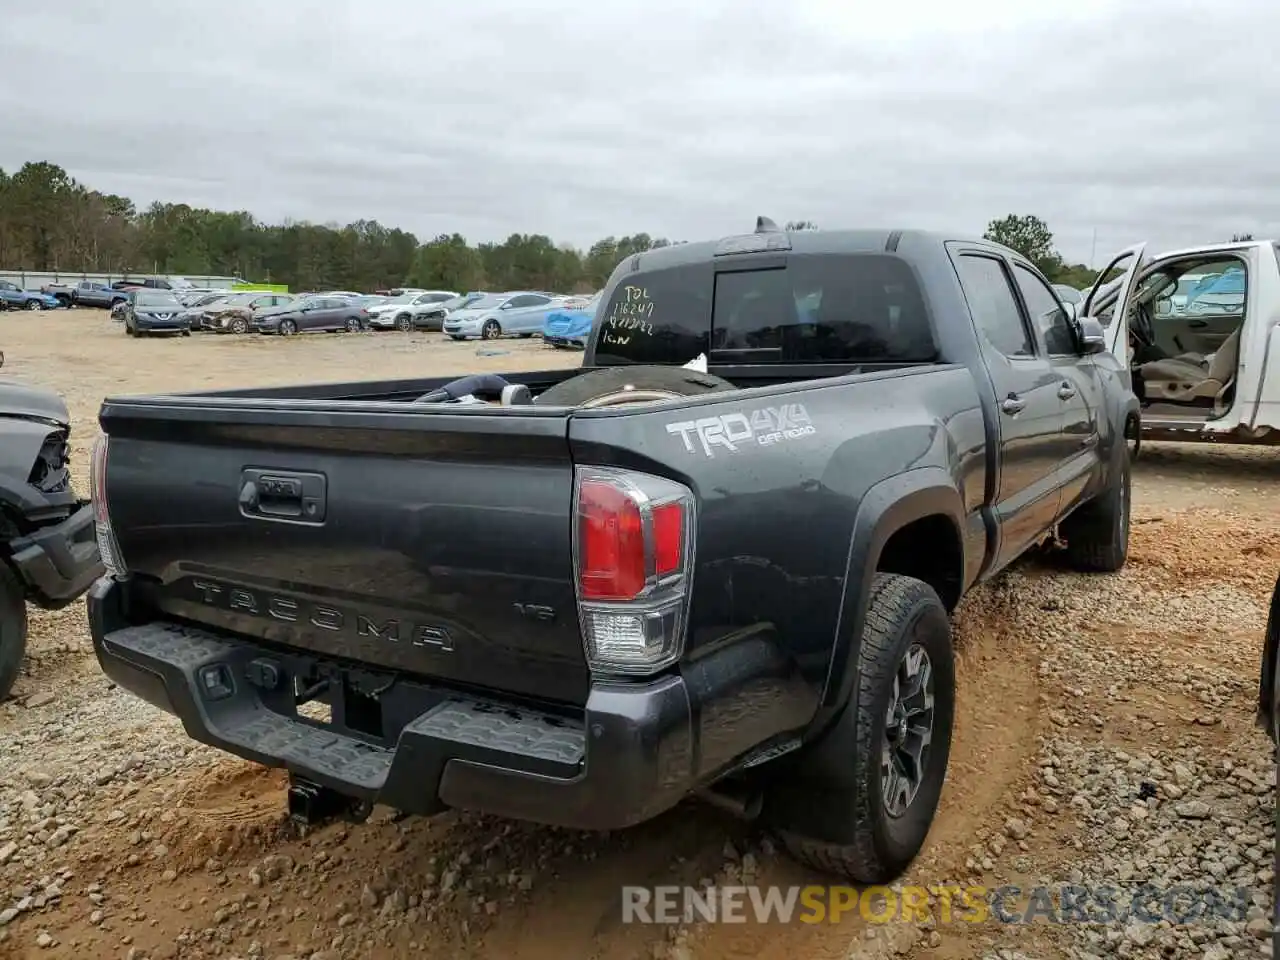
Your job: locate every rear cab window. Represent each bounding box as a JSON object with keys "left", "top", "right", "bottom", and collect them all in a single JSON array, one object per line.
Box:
[{"left": 593, "top": 254, "right": 937, "bottom": 366}]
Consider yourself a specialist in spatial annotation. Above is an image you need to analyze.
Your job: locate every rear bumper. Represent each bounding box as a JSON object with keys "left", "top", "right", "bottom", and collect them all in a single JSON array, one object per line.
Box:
[
  {"left": 9, "top": 503, "right": 104, "bottom": 608},
  {"left": 87, "top": 577, "right": 698, "bottom": 830}
]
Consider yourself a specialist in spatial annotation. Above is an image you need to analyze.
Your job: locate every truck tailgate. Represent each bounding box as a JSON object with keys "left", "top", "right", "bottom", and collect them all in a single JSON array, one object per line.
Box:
[{"left": 99, "top": 400, "right": 590, "bottom": 705}]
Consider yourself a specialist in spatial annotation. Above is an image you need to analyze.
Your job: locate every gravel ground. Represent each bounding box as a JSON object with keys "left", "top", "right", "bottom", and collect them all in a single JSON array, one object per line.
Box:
[{"left": 0, "top": 309, "right": 1277, "bottom": 960}]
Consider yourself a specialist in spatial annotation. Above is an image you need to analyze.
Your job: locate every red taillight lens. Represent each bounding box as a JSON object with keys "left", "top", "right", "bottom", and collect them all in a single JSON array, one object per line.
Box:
[
  {"left": 652, "top": 503, "right": 683, "bottom": 576},
  {"left": 578, "top": 479, "right": 646, "bottom": 600},
  {"left": 573, "top": 467, "right": 695, "bottom": 676}
]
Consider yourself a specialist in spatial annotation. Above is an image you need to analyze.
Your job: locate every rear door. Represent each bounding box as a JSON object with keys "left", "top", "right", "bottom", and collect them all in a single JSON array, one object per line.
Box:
[
  {"left": 950, "top": 248, "right": 1066, "bottom": 567},
  {"left": 1008, "top": 260, "right": 1104, "bottom": 515},
  {"left": 502, "top": 294, "right": 553, "bottom": 333},
  {"left": 306, "top": 298, "right": 341, "bottom": 331}
]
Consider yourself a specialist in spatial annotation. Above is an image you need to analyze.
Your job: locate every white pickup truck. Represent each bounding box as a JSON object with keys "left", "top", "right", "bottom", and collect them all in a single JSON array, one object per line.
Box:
[{"left": 1083, "top": 238, "right": 1280, "bottom": 448}]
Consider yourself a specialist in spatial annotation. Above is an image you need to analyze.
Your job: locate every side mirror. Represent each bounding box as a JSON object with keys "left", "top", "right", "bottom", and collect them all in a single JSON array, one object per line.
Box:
[{"left": 1078, "top": 316, "right": 1108, "bottom": 354}]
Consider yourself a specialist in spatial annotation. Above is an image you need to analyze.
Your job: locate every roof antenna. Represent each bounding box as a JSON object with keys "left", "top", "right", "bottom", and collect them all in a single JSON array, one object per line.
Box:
[{"left": 755, "top": 216, "right": 781, "bottom": 234}]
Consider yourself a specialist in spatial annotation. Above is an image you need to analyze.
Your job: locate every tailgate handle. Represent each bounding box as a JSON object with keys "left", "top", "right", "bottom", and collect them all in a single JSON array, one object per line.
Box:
[{"left": 240, "top": 469, "right": 327, "bottom": 523}]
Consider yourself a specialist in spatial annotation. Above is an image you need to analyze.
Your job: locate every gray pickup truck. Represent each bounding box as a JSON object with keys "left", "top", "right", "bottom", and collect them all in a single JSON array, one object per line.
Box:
[{"left": 85, "top": 221, "right": 1138, "bottom": 881}]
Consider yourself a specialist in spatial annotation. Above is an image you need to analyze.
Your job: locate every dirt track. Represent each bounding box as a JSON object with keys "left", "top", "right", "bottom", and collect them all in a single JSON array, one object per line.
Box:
[{"left": 0, "top": 308, "right": 1276, "bottom": 960}]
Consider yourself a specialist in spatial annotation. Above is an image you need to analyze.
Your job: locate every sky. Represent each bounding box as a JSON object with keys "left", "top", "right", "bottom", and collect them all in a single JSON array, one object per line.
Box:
[{"left": 2, "top": 0, "right": 1278, "bottom": 265}]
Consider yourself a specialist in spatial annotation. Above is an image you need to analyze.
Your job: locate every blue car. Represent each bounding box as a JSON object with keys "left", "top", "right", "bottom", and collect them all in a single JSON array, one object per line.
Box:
[
  {"left": 1185, "top": 268, "right": 1246, "bottom": 315},
  {"left": 541, "top": 294, "right": 600, "bottom": 348},
  {"left": 0, "top": 281, "right": 60, "bottom": 311}
]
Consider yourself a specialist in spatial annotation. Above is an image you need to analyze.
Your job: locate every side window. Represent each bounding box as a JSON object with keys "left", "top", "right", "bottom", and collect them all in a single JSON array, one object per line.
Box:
[
  {"left": 526, "top": 295, "right": 551, "bottom": 307},
  {"left": 505, "top": 295, "right": 537, "bottom": 308},
  {"left": 1012, "top": 264, "right": 1076, "bottom": 355},
  {"left": 954, "top": 255, "right": 1035, "bottom": 358}
]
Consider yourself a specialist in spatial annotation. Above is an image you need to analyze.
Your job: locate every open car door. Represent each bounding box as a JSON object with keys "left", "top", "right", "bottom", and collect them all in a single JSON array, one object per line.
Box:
[{"left": 1080, "top": 242, "right": 1151, "bottom": 363}]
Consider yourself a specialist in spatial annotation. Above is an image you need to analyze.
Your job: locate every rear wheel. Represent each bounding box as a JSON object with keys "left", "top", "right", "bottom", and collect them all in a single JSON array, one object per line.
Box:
[
  {"left": 769, "top": 573, "right": 955, "bottom": 882},
  {"left": 396, "top": 314, "right": 413, "bottom": 332},
  {"left": 279, "top": 319, "right": 298, "bottom": 336},
  {"left": 0, "top": 564, "right": 28, "bottom": 701},
  {"left": 345, "top": 317, "right": 361, "bottom": 332},
  {"left": 534, "top": 364, "right": 736, "bottom": 407}
]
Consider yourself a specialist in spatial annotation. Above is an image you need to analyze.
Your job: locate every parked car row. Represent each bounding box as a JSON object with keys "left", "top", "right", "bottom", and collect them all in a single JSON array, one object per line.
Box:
[
  {"left": 114, "top": 289, "right": 375, "bottom": 338},
  {"left": 105, "top": 285, "right": 605, "bottom": 344}
]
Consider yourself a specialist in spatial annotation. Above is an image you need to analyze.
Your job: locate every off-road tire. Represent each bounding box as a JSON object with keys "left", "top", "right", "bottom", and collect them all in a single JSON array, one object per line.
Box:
[
  {"left": 1059, "top": 456, "right": 1130, "bottom": 572},
  {"left": 0, "top": 564, "right": 28, "bottom": 700},
  {"left": 774, "top": 573, "right": 955, "bottom": 883},
  {"left": 534, "top": 365, "right": 735, "bottom": 407}
]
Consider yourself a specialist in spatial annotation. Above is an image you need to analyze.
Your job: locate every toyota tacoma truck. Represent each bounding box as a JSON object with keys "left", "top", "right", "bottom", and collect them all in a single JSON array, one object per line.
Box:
[
  {"left": 0, "top": 352, "right": 104, "bottom": 698},
  {"left": 85, "top": 221, "right": 1140, "bottom": 882}
]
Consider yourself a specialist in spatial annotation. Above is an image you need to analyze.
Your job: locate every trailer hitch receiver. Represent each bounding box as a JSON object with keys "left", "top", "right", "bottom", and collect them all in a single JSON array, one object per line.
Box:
[{"left": 287, "top": 777, "right": 373, "bottom": 826}]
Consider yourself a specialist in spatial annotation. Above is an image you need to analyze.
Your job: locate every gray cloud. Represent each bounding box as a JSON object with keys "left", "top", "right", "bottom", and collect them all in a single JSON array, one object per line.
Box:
[{"left": 1, "top": 0, "right": 1276, "bottom": 263}]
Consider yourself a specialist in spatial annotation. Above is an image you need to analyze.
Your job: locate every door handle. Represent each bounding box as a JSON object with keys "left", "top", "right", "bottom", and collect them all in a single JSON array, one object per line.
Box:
[
  {"left": 1187, "top": 319, "right": 1208, "bottom": 328},
  {"left": 1001, "top": 395, "right": 1027, "bottom": 415},
  {"left": 1057, "top": 382, "right": 1077, "bottom": 400}
]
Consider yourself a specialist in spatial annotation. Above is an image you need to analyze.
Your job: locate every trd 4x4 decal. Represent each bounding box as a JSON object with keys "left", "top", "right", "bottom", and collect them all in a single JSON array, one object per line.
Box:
[{"left": 666, "top": 403, "right": 815, "bottom": 458}]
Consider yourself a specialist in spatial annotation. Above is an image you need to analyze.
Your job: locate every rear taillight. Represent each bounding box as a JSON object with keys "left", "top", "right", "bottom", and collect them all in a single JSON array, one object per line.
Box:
[
  {"left": 573, "top": 466, "right": 694, "bottom": 676},
  {"left": 90, "top": 435, "right": 128, "bottom": 579}
]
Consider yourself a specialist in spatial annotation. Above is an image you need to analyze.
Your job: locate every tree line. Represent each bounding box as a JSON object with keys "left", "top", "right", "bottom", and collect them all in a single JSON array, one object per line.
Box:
[
  {"left": 0, "top": 161, "right": 672, "bottom": 293},
  {"left": 2, "top": 160, "right": 1135, "bottom": 295}
]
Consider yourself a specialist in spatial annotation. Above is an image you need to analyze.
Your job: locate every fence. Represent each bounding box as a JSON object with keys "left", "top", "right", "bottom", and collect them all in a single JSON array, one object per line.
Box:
[{"left": 0, "top": 270, "right": 247, "bottom": 290}]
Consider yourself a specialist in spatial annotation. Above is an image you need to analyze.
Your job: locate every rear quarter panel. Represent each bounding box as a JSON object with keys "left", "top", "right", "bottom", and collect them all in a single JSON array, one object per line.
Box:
[{"left": 566, "top": 366, "right": 986, "bottom": 770}]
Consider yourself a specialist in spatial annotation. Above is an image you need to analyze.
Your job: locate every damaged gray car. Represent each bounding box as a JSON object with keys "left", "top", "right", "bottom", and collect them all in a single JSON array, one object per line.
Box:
[{"left": 0, "top": 349, "right": 104, "bottom": 698}]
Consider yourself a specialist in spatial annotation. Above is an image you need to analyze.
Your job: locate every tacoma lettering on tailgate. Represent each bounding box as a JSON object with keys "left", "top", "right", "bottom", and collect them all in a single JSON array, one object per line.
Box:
[{"left": 190, "top": 580, "right": 454, "bottom": 652}]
